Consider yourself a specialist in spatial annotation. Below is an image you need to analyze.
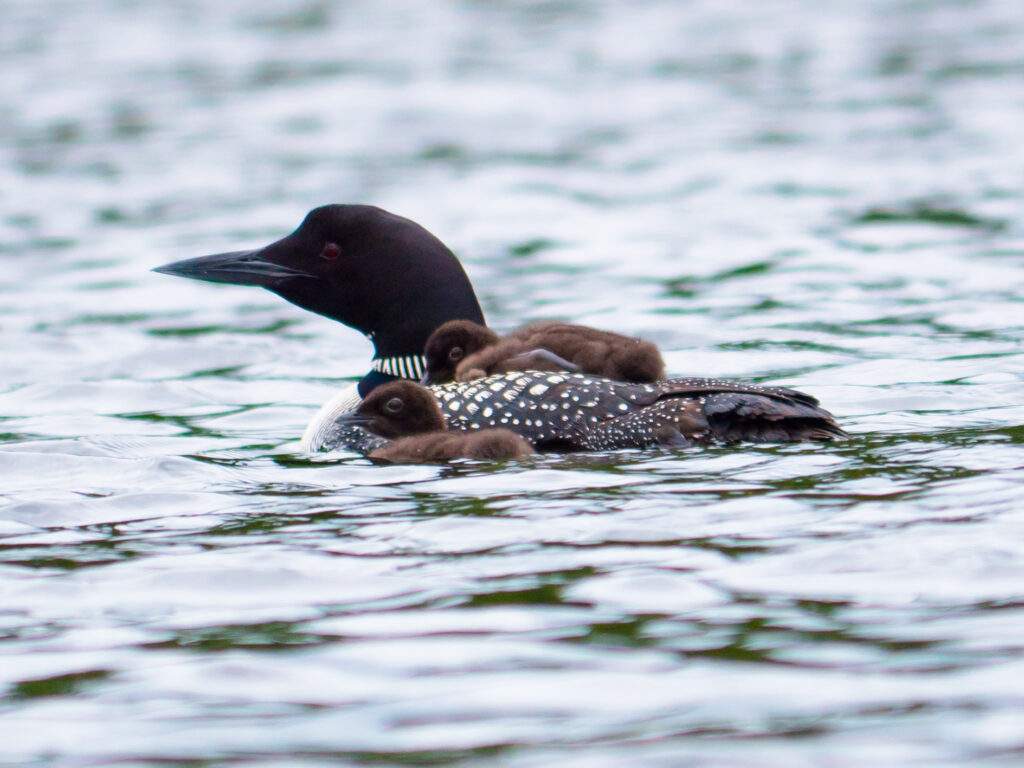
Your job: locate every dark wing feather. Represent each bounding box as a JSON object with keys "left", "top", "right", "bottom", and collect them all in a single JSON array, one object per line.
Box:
[
  {"left": 426, "top": 372, "right": 845, "bottom": 450},
  {"left": 657, "top": 378, "right": 821, "bottom": 407},
  {"left": 702, "top": 392, "right": 847, "bottom": 443}
]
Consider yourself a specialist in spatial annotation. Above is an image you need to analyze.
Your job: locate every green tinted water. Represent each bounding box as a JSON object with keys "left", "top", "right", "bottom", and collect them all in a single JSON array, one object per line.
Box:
[{"left": 2, "top": 1, "right": 1023, "bottom": 765}]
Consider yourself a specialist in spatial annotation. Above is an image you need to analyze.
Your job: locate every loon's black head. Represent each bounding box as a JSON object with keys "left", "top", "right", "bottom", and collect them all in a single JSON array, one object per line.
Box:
[
  {"left": 154, "top": 205, "right": 485, "bottom": 358},
  {"left": 422, "top": 319, "right": 500, "bottom": 385},
  {"left": 339, "top": 380, "right": 444, "bottom": 439}
]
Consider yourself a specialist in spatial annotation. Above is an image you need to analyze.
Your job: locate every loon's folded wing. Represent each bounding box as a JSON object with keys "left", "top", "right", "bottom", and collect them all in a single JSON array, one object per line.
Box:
[
  {"left": 701, "top": 391, "right": 847, "bottom": 442},
  {"left": 656, "top": 377, "right": 822, "bottom": 407}
]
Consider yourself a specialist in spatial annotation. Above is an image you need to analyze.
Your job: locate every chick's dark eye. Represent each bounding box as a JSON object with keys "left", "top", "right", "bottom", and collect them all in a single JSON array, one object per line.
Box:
[
  {"left": 320, "top": 242, "right": 341, "bottom": 260},
  {"left": 383, "top": 397, "right": 404, "bottom": 415},
  {"left": 447, "top": 347, "right": 464, "bottom": 362}
]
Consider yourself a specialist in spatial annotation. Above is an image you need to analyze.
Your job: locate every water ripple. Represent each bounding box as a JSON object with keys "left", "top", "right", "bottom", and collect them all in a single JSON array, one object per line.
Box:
[{"left": 2, "top": 0, "right": 1024, "bottom": 765}]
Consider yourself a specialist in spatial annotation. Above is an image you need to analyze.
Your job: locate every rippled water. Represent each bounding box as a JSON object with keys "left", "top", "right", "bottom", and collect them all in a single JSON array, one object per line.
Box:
[{"left": 2, "top": 1, "right": 1024, "bottom": 765}]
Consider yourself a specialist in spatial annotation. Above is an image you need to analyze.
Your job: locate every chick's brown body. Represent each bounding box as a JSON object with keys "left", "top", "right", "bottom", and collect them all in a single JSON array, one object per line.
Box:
[
  {"left": 369, "top": 429, "right": 534, "bottom": 463},
  {"left": 424, "top": 320, "right": 665, "bottom": 384}
]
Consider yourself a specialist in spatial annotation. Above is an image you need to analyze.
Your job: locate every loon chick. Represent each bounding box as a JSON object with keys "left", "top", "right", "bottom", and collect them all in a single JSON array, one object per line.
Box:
[
  {"left": 153, "top": 204, "right": 487, "bottom": 450},
  {"left": 339, "top": 381, "right": 534, "bottom": 463},
  {"left": 422, "top": 320, "right": 666, "bottom": 385},
  {"left": 319, "top": 371, "right": 845, "bottom": 452},
  {"left": 372, "top": 430, "right": 534, "bottom": 464}
]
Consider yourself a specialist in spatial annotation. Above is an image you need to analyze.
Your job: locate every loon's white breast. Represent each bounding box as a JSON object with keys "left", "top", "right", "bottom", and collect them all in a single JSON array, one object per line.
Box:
[{"left": 301, "top": 382, "right": 363, "bottom": 452}]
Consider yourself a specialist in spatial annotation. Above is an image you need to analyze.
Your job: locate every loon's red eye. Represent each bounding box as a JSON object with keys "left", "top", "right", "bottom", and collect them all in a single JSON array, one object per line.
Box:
[
  {"left": 320, "top": 242, "right": 341, "bottom": 260},
  {"left": 383, "top": 397, "right": 404, "bottom": 415},
  {"left": 448, "top": 346, "right": 464, "bottom": 363}
]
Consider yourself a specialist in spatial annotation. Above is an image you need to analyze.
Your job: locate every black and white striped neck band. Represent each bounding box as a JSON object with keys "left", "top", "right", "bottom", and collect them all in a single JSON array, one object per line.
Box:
[{"left": 371, "top": 354, "right": 426, "bottom": 380}]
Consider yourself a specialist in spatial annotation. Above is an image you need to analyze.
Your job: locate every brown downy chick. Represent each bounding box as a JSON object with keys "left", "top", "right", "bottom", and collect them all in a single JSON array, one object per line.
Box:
[
  {"left": 422, "top": 320, "right": 665, "bottom": 385},
  {"left": 339, "top": 380, "right": 533, "bottom": 464},
  {"left": 370, "top": 429, "right": 534, "bottom": 463}
]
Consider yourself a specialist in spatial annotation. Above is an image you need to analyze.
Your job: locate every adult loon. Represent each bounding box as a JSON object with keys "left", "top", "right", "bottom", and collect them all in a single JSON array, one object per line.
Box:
[
  {"left": 324, "top": 372, "right": 845, "bottom": 454},
  {"left": 154, "top": 204, "right": 485, "bottom": 450},
  {"left": 421, "top": 319, "right": 665, "bottom": 385},
  {"left": 155, "top": 204, "right": 844, "bottom": 453}
]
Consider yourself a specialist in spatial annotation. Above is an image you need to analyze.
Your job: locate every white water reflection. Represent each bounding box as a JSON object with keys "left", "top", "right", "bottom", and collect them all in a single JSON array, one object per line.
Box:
[{"left": 2, "top": 0, "right": 1024, "bottom": 766}]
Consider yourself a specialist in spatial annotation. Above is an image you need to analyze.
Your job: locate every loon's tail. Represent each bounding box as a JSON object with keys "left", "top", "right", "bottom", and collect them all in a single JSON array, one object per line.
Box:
[{"left": 701, "top": 391, "right": 847, "bottom": 443}]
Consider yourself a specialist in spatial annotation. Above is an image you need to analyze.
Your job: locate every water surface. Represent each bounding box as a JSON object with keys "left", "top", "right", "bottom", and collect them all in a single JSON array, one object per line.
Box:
[{"left": 2, "top": 1, "right": 1023, "bottom": 765}]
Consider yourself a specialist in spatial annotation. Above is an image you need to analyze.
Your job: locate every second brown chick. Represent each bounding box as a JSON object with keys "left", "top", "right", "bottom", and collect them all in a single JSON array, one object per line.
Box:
[{"left": 422, "top": 320, "right": 665, "bottom": 385}]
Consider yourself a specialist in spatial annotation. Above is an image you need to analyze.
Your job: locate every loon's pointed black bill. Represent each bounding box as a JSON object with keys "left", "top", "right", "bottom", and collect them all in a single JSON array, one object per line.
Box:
[{"left": 153, "top": 249, "right": 314, "bottom": 287}]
